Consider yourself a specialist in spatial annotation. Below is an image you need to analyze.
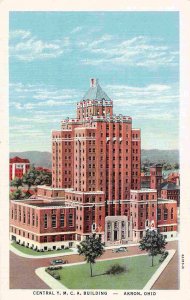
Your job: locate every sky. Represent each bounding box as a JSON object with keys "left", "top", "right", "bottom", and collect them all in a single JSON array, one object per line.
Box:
[{"left": 9, "top": 12, "right": 179, "bottom": 152}]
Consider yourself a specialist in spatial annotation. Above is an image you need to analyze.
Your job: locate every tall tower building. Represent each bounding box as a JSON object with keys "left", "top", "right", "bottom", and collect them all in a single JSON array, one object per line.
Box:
[
  {"left": 52, "top": 79, "right": 141, "bottom": 240},
  {"left": 9, "top": 79, "right": 178, "bottom": 249}
]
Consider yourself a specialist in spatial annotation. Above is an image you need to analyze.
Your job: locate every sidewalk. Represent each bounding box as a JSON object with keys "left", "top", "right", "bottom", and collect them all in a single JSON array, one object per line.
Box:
[{"left": 10, "top": 237, "right": 178, "bottom": 259}]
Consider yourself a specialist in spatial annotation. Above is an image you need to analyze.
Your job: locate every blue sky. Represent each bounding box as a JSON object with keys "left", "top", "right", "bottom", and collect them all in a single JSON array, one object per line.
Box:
[{"left": 9, "top": 12, "right": 179, "bottom": 152}]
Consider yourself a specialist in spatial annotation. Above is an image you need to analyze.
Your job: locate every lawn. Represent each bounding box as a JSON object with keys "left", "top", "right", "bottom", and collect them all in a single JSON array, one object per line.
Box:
[
  {"left": 55, "top": 255, "right": 161, "bottom": 289},
  {"left": 11, "top": 242, "right": 72, "bottom": 256}
]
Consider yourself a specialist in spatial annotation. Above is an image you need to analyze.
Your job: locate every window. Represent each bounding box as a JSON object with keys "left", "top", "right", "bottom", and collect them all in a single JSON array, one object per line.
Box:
[
  {"left": 68, "top": 214, "right": 73, "bottom": 227},
  {"left": 44, "top": 214, "right": 48, "bottom": 228},
  {"left": 23, "top": 212, "right": 26, "bottom": 223},
  {"left": 158, "top": 209, "right": 161, "bottom": 221},
  {"left": 171, "top": 208, "right": 174, "bottom": 219},
  {"left": 27, "top": 210, "right": 30, "bottom": 224},
  {"left": 32, "top": 214, "right": 35, "bottom": 226},
  {"left": 164, "top": 208, "right": 168, "bottom": 220},
  {"left": 60, "top": 214, "right": 64, "bottom": 227},
  {"left": 52, "top": 214, "right": 56, "bottom": 228}
]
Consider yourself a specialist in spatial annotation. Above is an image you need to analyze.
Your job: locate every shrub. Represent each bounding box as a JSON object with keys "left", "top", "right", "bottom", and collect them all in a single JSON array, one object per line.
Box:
[
  {"left": 106, "top": 264, "right": 127, "bottom": 275},
  {"left": 159, "top": 251, "right": 169, "bottom": 263},
  {"left": 53, "top": 274, "right": 60, "bottom": 280},
  {"left": 45, "top": 268, "right": 61, "bottom": 280},
  {"left": 47, "top": 266, "right": 62, "bottom": 271}
]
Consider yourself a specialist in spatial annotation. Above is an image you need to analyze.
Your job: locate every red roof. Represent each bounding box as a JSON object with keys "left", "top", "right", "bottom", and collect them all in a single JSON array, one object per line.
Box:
[
  {"left": 10, "top": 156, "right": 30, "bottom": 163},
  {"left": 35, "top": 166, "right": 52, "bottom": 173}
]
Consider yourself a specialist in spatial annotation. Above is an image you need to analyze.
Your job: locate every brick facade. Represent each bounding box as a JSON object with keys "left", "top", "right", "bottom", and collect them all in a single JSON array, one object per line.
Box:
[{"left": 9, "top": 79, "right": 178, "bottom": 250}]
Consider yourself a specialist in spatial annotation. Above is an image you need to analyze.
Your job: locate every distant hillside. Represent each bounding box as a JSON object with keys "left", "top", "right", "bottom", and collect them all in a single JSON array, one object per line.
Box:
[
  {"left": 10, "top": 149, "right": 179, "bottom": 168},
  {"left": 10, "top": 151, "right": 52, "bottom": 169},
  {"left": 141, "top": 149, "right": 179, "bottom": 164}
]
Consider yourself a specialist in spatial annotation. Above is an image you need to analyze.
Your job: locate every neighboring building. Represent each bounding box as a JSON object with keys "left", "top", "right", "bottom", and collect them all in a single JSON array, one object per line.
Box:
[
  {"left": 160, "top": 182, "right": 180, "bottom": 207},
  {"left": 141, "top": 172, "right": 150, "bottom": 189},
  {"left": 157, "top": 199, "right": 178, "bottom": 239},
  {"left": 10, "top": 156, "right": 30, "bottom": 181},
  {"left": 9, "top": 79, "right": 178, "bottom": 250},
  {"left": 150, "top": 164, "right": 163, "bottom": 196},
  {"left": 35, "top": 167, "right": 52, "bottom": 173},
  {"left": 166, "top": 172, "right": 180, "bottom": 186},
  {"left": 141, "top": 164, "right": 163, "bottom": 191}
]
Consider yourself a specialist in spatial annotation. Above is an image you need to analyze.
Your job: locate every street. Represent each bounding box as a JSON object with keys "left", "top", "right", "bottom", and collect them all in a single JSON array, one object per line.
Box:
[{"left": 10, "top": 240, "right": 178, "bottom": 290}]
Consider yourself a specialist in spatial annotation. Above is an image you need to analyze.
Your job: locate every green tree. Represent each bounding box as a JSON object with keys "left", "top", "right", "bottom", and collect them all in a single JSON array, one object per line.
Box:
[
  {"left": 77, "top": 234, "right": 105, "bottom": 277},
  {"left": 22, "top": 167, "right": 38, "bottom": 192},
  {"left": 172, "top": 162, "right": 179, "bottom": 170},
  {"left": 34, "top": 171, "right": 52, "bottom": 186},
  {"left": 10, "top": 177, "right": 22, "bottom": 190},
  {"left": 139, "top": 230, "right": 167, "bottom": 267},
  {"left": 10, "top": 188, "right": 23, "bottom": 200}
]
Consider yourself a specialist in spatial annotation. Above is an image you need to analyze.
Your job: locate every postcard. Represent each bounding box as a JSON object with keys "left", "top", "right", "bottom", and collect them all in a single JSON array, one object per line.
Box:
[{"left": 0, "top": 0, "right": 190, "bottom": 300}]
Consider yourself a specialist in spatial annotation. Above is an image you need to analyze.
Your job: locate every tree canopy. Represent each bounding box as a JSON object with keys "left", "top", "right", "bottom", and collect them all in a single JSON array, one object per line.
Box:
[
  {"left": 22, "top": 167, "right": 52, "bottom": 191},
  {"left": 10, "top": 177, "right": 23, "bottom": 189},
  {"left": 10, "top": 188, "right": 23, "bottom": 200},
  {"left": 139, "top": 229, "right": 167, "bottom": 266},
  {"left": 77, "top": 234, "right": 105, "bottom": 277}
]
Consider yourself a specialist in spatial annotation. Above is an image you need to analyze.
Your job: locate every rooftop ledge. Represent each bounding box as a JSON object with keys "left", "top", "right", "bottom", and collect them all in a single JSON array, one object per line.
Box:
[
  {"left": 64, "top": 188, "right": 104, "bottom": 195},
  {"left": 130, "top": 189, "right": 157, "bottom": 193},
  {"left": 61, "top": 115, "right": 132, "bottom": 124}
]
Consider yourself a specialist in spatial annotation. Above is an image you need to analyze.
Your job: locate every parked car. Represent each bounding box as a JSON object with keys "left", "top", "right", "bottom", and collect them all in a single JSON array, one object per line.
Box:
[
  {"left": 50, "top": 259, "right": 68, "bottom": 265},
  {"left": 112, "top": 246, "right": 128, "bottom": 253}
]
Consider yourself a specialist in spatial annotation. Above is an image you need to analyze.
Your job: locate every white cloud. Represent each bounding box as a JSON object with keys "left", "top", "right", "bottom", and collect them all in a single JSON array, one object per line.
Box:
[
  {"left": 71, "top": 26, "right": 83, "bottom": 34},
  {"left": 10, "top": 30, "right": 31, "bottom": 39},
  {"left": 10, "top": 31, "right": 70, "bottom": 61},
  {"left": 105, "top": 83, "right": 178, "bottom": 107},
  {"left": 10, "top": 83, "right": 79, "bottom": 108},
  {"left": 81, "top": 36, "right": 178, "bottom": 68}
]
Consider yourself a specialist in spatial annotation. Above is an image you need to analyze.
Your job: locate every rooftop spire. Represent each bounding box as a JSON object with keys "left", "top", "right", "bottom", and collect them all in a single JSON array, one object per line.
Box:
[
  {"left": 90, "top": 78, "right": 99, "bottom": 88},
  {"left": 82, "top": 78, "right": 111, "bottom": 101}
]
